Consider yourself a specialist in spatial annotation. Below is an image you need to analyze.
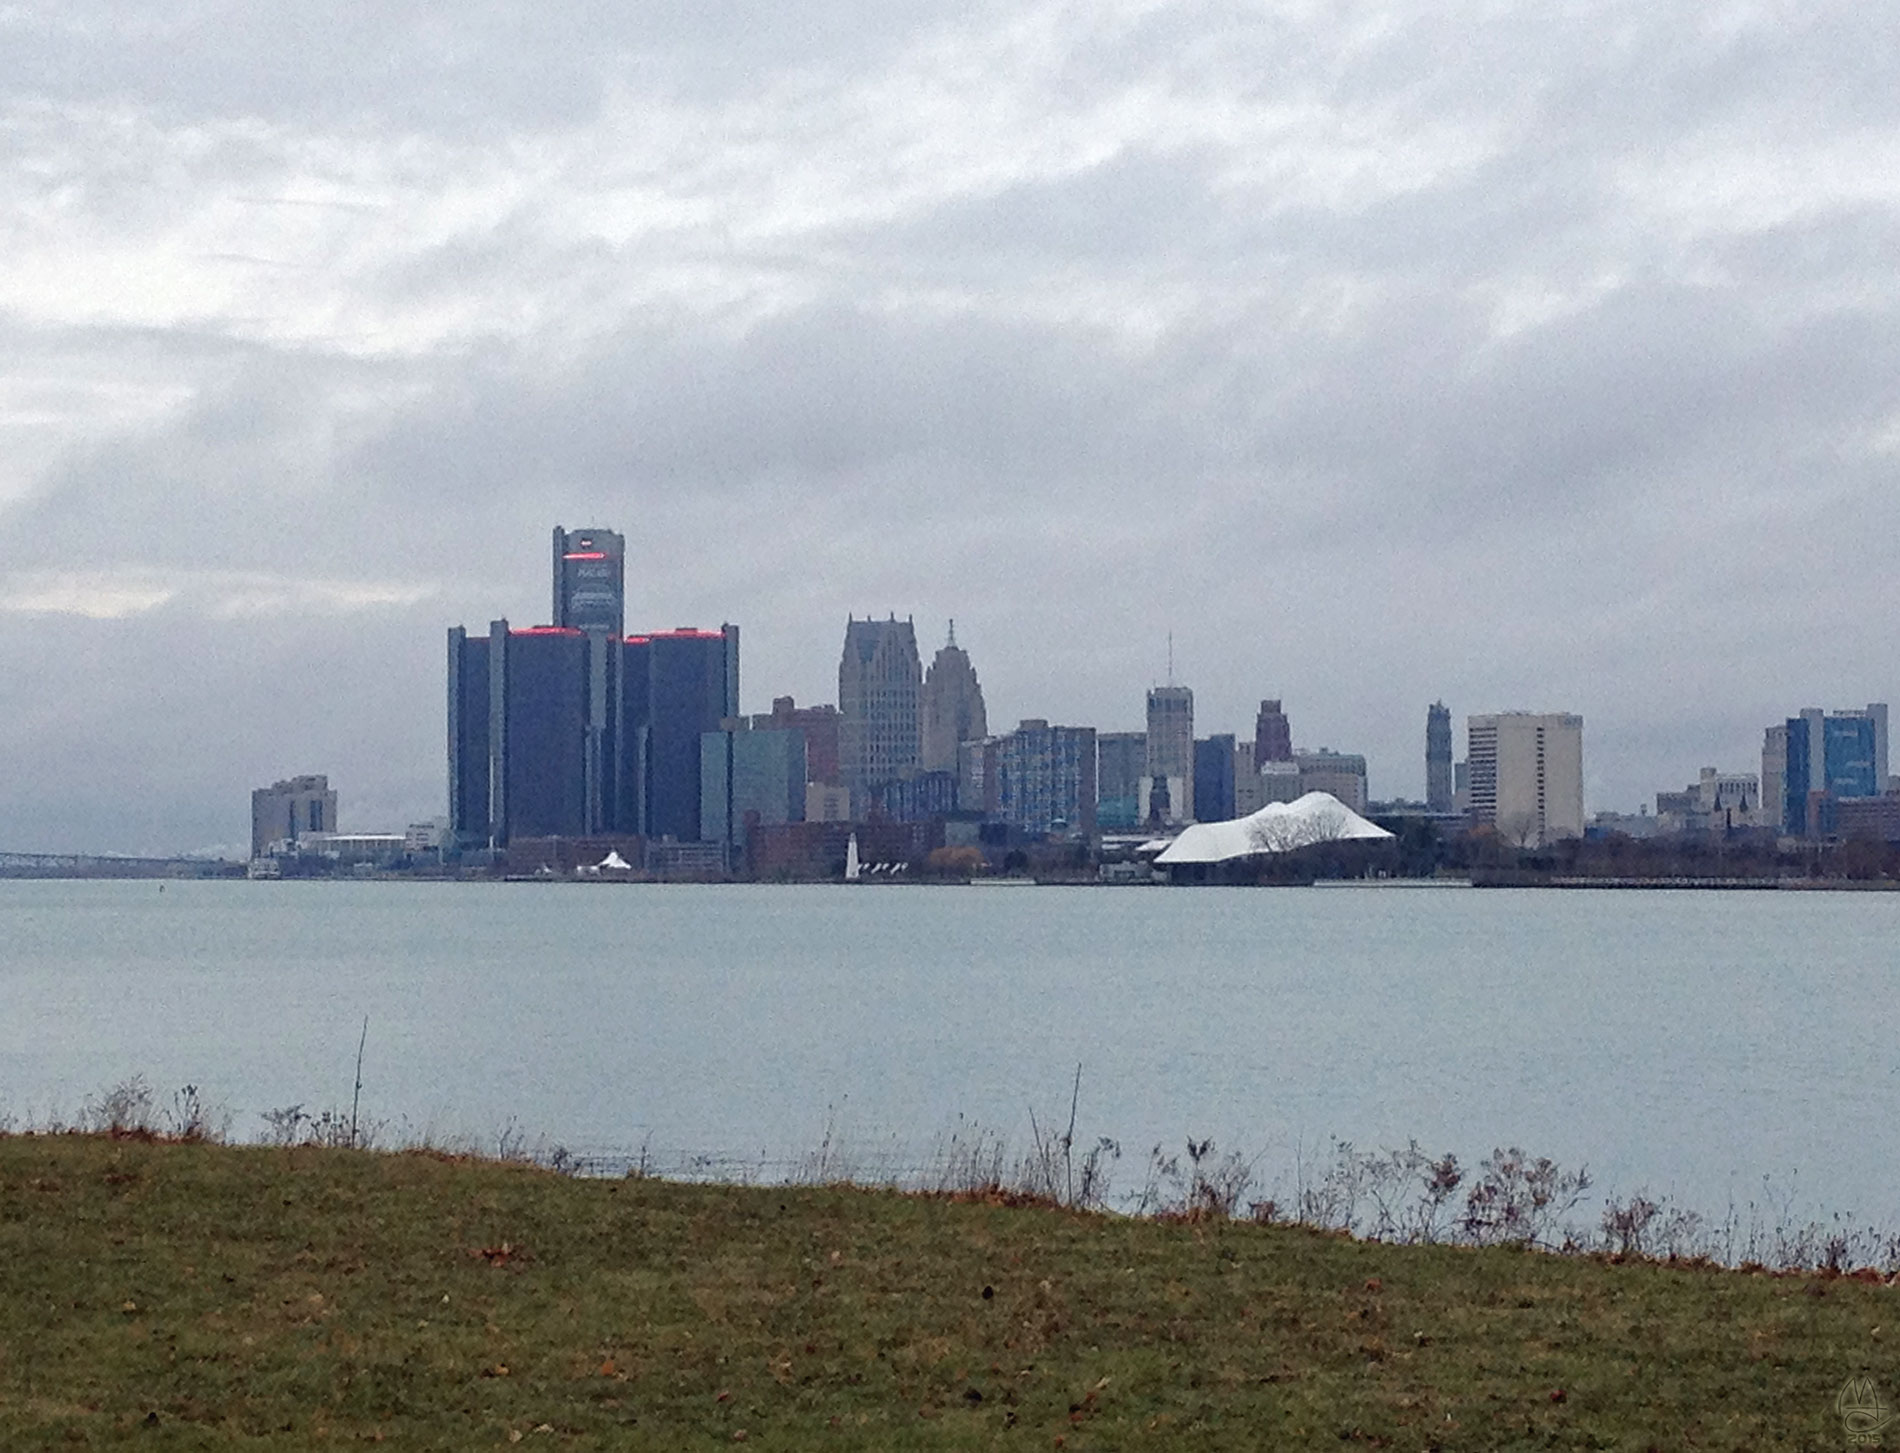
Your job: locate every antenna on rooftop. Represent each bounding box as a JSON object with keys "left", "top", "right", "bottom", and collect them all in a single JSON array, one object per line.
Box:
[
  {"left": 1167, "top": 631, "right": 1175, "bottom": 687},
  {"left": 947, "top": 618, "right": 957, "bottom": 648}
]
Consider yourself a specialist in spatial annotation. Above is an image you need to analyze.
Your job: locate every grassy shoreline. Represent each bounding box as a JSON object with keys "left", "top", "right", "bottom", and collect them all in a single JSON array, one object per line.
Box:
[{"left": 2, "top": 1132, "right": 1892, "bottom": 1449}]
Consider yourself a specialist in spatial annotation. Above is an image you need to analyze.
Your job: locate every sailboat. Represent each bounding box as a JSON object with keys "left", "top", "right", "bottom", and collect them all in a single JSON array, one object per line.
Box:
[{"left": 844, "top": 831, "right": 862, "bottom": 883}]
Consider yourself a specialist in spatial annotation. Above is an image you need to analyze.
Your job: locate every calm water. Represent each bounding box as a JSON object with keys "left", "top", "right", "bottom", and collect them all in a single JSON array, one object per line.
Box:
[{"left": 2, "top": 880, "right": 1896, "bottom": 1218}]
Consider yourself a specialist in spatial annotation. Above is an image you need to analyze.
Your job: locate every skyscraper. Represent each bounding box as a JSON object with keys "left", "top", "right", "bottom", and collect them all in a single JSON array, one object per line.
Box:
[
  {"left": 449, "top": 529, "right": 738, "bottom": 850},
  {"left": 551, "top": 526, "right": 625, "bottom": 636},
  {"left": 603, "top": 626, "right": 743, "bottom": 843},
  {"left": 1095, "top": 731, "right": 1146, "bottom": 830},
  {"left": 1465, "top": 712, "right": 1584, "bottom": 847},
  {"left": 919, "top": 621, "right": 988, "bottom": 774},
  {"left": 1254, "top": 699, "right": 1292, "bottom": 764},
  {"left": 1780, "top": 707, "right": 1880, "bottom": 835},
  {"left": 1426, "top": 701, "right": 1453, "bottom": 812},
  {"left": 447, "top": 628, "right": 492, "bottom": 849},
  {"left": 1143, "top": 685, "right": 1194, "bottom": 826},
  {"left": 492, "top": 624, "right": 591, "bottom": 841},
  {"left": 839, "top": 615, "right": 922, "bottom": 803},
  {"left": 1193, "top": 735, "right": 1237, "bottom": 822}
]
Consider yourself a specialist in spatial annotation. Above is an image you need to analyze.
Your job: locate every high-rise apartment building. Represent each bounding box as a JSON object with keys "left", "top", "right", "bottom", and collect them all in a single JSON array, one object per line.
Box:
[
  {"left": 251, "top": 775, "right": 337, "bottom": 859},
  {"left": 997, "top": 720, "right": 1097, "bottom": 838},
  {"left": 1143, "top": 685, "right": 1194, "bottom": 825},
  {"left": 1465, "top": 712, "right": 1584, "bottom": 847},
  {"left": 1426, "top": 702, "right": 1454, "bottom": 812},
  {"left": 839, "top": 616, "right": 922, "bottom": 802},
  {"left": 1254, "top": 699, "right": 1292, "bottom": 764},
  {"left": 551, "top": 526, "right": 625, "bottom": 636},
  {"left": 919, "top": 622, "right": 988, "bottom": 775}
]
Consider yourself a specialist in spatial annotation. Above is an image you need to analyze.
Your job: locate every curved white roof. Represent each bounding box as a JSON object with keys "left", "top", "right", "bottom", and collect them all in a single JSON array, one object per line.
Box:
[{"left": 1153, "top": 792, "right": 1393, "bottom": 865}]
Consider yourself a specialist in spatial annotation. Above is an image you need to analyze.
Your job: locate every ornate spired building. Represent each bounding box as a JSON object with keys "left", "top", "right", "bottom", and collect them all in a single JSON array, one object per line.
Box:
[
  {"left": 838, "top": 615, "right": 922, "bottom": 804},
  {"left": 919, "top": 621, "right": 988, "bottom": 775}
]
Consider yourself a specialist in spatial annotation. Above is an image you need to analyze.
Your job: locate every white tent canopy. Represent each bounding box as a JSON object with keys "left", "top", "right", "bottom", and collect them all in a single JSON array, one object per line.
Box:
[{"left": 1153, "top": 792, "right": 1393, "bottom": 865}]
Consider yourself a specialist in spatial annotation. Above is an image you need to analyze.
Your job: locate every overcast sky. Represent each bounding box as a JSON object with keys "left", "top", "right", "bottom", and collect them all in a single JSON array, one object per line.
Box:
[{"left": 3, "top": 0, "right": 1897, "bottom": 854}]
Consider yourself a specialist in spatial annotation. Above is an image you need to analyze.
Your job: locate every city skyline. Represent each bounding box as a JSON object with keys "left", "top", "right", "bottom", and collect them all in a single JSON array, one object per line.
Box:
[
  {"left": 3, "top": 506, "right": 1895, "bottom": 852},
  {"left": 3, "top": 4, "right": 1899, "bottom": 853}
]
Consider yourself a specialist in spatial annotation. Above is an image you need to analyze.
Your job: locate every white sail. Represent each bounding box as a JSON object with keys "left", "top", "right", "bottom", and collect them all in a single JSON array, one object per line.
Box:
[{"left": 844, "top": 832, "right": 862, "bottom": 882}]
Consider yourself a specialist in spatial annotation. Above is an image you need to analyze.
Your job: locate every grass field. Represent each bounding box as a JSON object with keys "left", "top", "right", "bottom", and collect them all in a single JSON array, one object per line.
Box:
[{"left": 1, "top": 1132, "right": 1892, "bottom": 1449}]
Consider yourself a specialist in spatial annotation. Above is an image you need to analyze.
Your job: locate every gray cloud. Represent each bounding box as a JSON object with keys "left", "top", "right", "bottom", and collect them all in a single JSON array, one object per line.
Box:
[{"left": 3, "top": 0, "right": 1898, "bottom": 850}]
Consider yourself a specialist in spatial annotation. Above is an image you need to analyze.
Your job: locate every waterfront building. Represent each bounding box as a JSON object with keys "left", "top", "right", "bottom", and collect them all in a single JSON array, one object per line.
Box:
[
  {"left": 1760, "top": 724, "right": 1787, "bottom": 834},
  {"left": 1426, "top": 702, "right": 1454, "bottom": 812},
  {"left": 839, "top": 616, "right": 922, "bottom": 806},
  {"left": 495, "top": 624, "right": 591, "bottom": 841},
  {"left": 452, "top": 622, "right": 598, "bottom": 846},
  {"left": 959, "top": 735, "right": 1002, "bottom": 818},
  {"left": 1254, "top": 699, "right": 1292, "bottom": 764},
  {"left": 1233, "top": 740, "right": 1267, "bottom": 815},
  {"left": 1465, "top": 712, "right": 1584, "bottom": 847},
  {"left": 551, "top": 525, "right": 625, "bottom": 636},
  {"left": 285, "top": 831, "right": 408, "bottom": 867},
  {"left": 870, "top": 769, "right": 961, "bottom": 824},
  {"left": 1779, "top": 707, "right": 1884, "bottom": 836},
  {"left": 1194, "top": 735, "right": 1237, "bottom": 823},
  {"left": 636, "top": 627, "right": 741, "bottom": 843},
  {"left": 1835, "top": 793, "right": 1900, "bottom": 842},
  {"left": 701, "top": 720, "right": 806, "bottom": 860},
  {"left": 762, "top": 697, "right": 841, "bottom": 786},
  {"left": 1294, "top": 749, "right": 1369, "bottom": 814},
  {"left": 919, "top": 622, "right": 988, "bottom": 775},
  {"left": 447, "top": 627, "right": 493, "bottom": 849},
  {"left": 250, "top": 775, "right": 336, "bottom": 859},
  {"left": 1144, "top": 685, "right": 1194, "bottom": 826},
  {"left": 448, "top": 529, "right": 739, "bottom": 849},
  {"left": 806, "top": 781, "right": 851, "bottom": 823},
  {"left": 998, "top": 720, "right": 1097, "bottom": 838},
  {"left": 1655, "top": 768, "right": 1759, "bottom": 834},
  {"left": 1260, "top": 759, "right": 1303, "bottom": 805},
  {"left": 1096, "top": 731, "right": 1147, "bottom": 830}
]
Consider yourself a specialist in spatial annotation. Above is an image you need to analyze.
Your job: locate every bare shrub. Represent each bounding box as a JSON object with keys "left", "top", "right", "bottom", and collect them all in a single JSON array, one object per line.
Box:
[
  {"left": 1601, "top": 1194, "right": 1661, "bottom": 1256},
  {"left": 1135, "top": 1139, "right": 1254, "bottom": 1222},
  {"left": 1460, "top": 1147, "right": 1591, "bottom": 1248},
  {"left": 793, "top": 1108, "right": 859, "bottom": 1185},
  {"left": 82, "top": 1077, "right": 156, "bottom": 1136},
  {"left": 260, "top": 1104, "right": 308, "bottom": 1146},
  {"left": 932, "top": 1122, "right": 1011, "bottom": 1197},
  {"left": 165, "top": 1084, "right": 230, "bottom": 1143}
]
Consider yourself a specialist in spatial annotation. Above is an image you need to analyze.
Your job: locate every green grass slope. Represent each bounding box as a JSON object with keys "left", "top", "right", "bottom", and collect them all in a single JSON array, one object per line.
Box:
[{"left": 0, "top": 1134, "right": 1891, "bottom": 1449}]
